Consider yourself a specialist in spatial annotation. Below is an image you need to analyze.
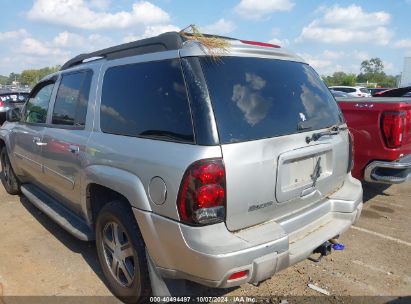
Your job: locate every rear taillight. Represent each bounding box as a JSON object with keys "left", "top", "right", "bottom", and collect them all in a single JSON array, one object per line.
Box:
[
  {"left": 381, "top": 112, "right": 405, "bottom": 148},
  {"left": 347, "top": 131, "right": 354, "bottom": 173},
  {"left": 0, "top": 101, "right": 4, "bottom": 107},
  {"left": 177, "top": 159, "right": 226, "bottom": 225}
]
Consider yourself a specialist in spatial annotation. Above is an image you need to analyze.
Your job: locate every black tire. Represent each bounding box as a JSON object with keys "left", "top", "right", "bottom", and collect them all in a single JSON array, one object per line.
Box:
[
  {"left": 96, "top": 201, "right": 151, "bottom": 303},
  {"left": 1, "top": 147, "right": 20, "bottom": 195}
]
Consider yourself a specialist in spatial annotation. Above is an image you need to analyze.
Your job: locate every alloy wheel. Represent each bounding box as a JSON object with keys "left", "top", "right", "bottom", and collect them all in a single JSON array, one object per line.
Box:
[{"left": 101, "top": 221, "right": 136, "bottom": 287}]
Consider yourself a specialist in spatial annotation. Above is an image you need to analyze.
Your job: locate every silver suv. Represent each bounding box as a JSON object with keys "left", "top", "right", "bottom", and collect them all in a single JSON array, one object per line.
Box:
[{"left": 0, "top": 32, "right": 363, "bottom": 302}]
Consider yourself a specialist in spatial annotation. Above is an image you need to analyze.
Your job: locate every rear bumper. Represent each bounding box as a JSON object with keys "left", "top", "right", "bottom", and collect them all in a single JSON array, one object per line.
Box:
[
  {"left": 134, "top": 174, "right": 362, "bottom": 289},
  {"left": 364, "top": 154, "right": 411, "bottom": 184}
]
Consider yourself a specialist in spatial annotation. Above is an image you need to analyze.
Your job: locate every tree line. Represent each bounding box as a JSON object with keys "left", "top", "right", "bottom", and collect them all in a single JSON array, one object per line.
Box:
[
  {"left": 0, "top": 66, "right": 60, "bottom": 87},
  {"left": 322, "top": 57, "right": 399, "bottom": 88}
]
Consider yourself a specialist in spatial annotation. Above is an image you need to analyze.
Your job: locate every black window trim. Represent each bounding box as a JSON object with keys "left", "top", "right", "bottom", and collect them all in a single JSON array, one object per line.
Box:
[
  {"left": 48, "top": 69, "right": 94, "bottom": 130},
  {"left": 180, "top": 57, "right": 219, "bottom": 146},
  {"left": 99, "top": 58, "right": 197, "bottom": 145},
  {"left": 20, "top": 78, "right": 57, "bottom": 126}
]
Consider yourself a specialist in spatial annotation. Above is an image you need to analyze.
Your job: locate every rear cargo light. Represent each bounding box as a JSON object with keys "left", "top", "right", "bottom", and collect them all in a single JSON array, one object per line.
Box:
[
  {"left": 228, "top": 270, "right": 248, "bottom": 281},
  {"left": 381, "top": 112, "right": 406, "bottom": 148},
  {"left": 240, "top": 40, "right": 280, "bottom": 48},
  {"left": 177, "top": 159, "right": 226, "bottom": 225},
  {"left": 347, "top": 130, "right": 354, "bottom": 173}
]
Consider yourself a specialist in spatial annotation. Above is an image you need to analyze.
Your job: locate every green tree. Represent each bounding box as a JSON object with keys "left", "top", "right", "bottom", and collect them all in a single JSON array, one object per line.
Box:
[
  {"left": 7, "top": 72, "right": 20, "bottom": 84},
  {"left": 341, "top": 74, "right": 357, "bottom": 86},
  {"left": 360, "top": 57, "right": 384, "bottom": 74},
  {"left": 0, "top": 75, "right": 7, "bottom": 86},
  {"left": 20, "top": 70, "right": 38, "bottom": 86},
  {"left": 322, "top": 72, "right": 357, "bottom": 86},
  {"left": 357, "top": 57, "right": 398, "bottom": 87},
  {"left": 18, "top": 65, "right": 61, "bottom": 86}
]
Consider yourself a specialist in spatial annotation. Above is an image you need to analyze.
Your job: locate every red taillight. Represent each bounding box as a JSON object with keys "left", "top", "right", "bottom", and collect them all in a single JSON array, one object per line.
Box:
[
  {"left": 240, "top": 40, "right": 280, "bottom": 48},
  {"left": 193, "top": 163, "right": 225, "bottom": 184},
  {"left": 228, "top": 270, "right": 248, "bottom": 281},
  {"left": 381, "top": 112, "right": 405, "bottom": 148},
  {"left": 0, "top": 101, "right": 4, "bottom": 107},
  {"left": 177, "top": 159, "right": 226, "bottom": 225},
  {"left": 197, "top": 185, "right": 225, "bottom": 208}
]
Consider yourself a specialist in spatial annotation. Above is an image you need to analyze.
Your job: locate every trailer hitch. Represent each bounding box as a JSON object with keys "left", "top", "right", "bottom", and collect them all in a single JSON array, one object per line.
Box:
[{"left": 308, "top": 240, "right": 345, "bottom": 263}]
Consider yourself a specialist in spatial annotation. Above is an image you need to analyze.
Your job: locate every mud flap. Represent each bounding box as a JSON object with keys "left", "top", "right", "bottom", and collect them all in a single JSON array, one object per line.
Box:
[{"left": 146, "top": 250, "right": 187, "bottom": 297}]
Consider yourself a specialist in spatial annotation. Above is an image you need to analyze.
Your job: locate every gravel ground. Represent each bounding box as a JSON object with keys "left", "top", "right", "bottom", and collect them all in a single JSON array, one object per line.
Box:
[{"left": 0, "top": 181, "right": 409, "bottom": 303}]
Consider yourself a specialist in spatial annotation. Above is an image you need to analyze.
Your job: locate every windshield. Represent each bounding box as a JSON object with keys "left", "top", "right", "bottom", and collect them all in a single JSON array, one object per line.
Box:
[{"left": 200, "top": 57, "right": 342, "bottom": 144}]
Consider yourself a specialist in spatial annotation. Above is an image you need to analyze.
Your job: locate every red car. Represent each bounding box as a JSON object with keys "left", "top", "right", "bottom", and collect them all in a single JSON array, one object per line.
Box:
[{"left": 337, "top": 97, "right": 411, "bottom": 184}]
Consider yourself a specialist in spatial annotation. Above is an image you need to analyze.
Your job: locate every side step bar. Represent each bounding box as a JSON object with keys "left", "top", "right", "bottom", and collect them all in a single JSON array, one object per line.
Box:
[{"left": 21, "top": 184, "right": 94, "bottom": 241}]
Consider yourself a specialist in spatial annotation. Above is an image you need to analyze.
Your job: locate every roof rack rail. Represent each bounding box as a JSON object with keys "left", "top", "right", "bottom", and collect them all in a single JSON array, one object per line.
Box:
[
  {"left": 60, "top": 31, "right": 186, "bottom": 71},
  {"left": 60, "top": 31, "right": 239, "bottom": 71}
]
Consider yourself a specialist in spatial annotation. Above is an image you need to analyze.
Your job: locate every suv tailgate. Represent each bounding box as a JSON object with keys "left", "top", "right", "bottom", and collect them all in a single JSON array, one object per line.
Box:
[{"left": 221, "top": 130, "right": 348, "bottom": 231}]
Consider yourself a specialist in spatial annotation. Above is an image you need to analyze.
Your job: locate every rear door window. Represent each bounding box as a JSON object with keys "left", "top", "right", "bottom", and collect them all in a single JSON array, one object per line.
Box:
[
  {"left": 360, "top": 88, "right": 370, "bottom": 93},
  {"left": 100, "top": 59, "right": 194, "bottom": 143},
  {"left": 200, "top": 57, "right": 342, "bottom": 144},
  {"left": 52, "top": 70, "right": 92, "bottom": 127}
]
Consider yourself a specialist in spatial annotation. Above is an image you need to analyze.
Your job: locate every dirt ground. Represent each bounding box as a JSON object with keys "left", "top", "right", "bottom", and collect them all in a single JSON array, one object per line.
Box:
[{"left": 0, "top": 181, "right": 410, "bottom": 303}]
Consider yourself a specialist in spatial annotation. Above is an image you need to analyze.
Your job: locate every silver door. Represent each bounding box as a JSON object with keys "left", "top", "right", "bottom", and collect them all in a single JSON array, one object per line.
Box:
[
  {"left": 40, "top": 70, "right": 94, "bottom": 214},
  {"left": 9, "top": 82, "right": 55, "bottom": 185},
  {"left": 10, "top": 124, "right": 45, "bottom": 183},
  {"left": 41, "top": 129, "right": 89, "bottom": 213}
]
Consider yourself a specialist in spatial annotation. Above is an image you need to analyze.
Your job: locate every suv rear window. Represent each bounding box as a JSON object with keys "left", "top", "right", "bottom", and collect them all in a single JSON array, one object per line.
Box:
[
  {"left": 100, "top": 59, "right": 194, "bottom": 143},
  {"left": 200, "top": 57, "right": 342, "bottom": 144}
]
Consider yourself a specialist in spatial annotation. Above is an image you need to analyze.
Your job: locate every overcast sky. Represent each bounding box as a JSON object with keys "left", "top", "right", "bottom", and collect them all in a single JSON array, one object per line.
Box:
[{"left": 0, "top": 0, "right": 410, "bottom": 76}]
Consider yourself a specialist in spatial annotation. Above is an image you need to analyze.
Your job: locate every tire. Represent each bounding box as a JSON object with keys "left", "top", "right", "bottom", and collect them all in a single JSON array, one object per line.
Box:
[
  {"left": 1, "top": 147, "right": 20, "bottom": 195},
  {"left": 96, "top": 201, "right": 151, "bottom": 303}
]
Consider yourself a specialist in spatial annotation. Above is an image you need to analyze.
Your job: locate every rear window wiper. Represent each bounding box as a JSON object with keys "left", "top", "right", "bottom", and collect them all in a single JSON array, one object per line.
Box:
[
  {"left": 297, "top": 122, "right": 313, "bottom": 132},
  {"left": 305, "top": 124, "right": 347, "bottom": 143}
]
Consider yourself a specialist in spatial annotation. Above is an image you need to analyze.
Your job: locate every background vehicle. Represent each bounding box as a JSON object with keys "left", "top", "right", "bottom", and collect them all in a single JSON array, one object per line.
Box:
[
  {"left": 0, "top": 91, "right": 28, "bottom": 124},
  {"left": 337, "top": 97, "right": 411, "bottom": 184},
  {"left": 330, "top": 89, "right": 348, "bottom": 97},
  {"left": 375, "top": 86, "right": 411, "bottom": 97},
  {"left": 330, "top": 86, "right": 372, "bottom": 97},
  {"left": 369, "top": 87, "right": 393, "bottom": 96},
  {"left": 0, "top": 32, "right": 363, "bottom": 302}
]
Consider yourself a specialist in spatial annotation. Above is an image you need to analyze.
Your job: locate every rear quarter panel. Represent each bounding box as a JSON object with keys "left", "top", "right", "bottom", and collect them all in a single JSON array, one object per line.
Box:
[{"left": 337, "top": 97, "right": 411, "bottom": 180}]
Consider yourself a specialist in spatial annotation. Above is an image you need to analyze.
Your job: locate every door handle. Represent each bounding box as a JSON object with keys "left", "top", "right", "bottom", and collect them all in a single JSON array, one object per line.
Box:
[
  {"left": 33, "top": 137, "right": 47, "bottom": 146},
  {"left": 68, "top": 145, "right": 80, "bottom": 154}
]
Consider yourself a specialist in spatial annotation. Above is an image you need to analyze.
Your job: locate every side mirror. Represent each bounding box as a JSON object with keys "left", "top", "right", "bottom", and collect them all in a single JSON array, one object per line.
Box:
[{"left": 6, "top": 108, "right": 21, "bottom": 122}]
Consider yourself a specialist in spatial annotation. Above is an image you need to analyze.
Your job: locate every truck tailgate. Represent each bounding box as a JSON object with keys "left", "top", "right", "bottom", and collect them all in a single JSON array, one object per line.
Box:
[{"left": 337, "top": 97, "right": 411, "bottom": 179}]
